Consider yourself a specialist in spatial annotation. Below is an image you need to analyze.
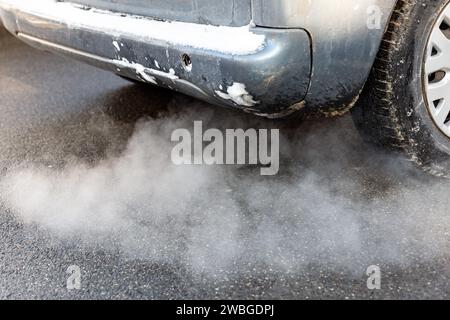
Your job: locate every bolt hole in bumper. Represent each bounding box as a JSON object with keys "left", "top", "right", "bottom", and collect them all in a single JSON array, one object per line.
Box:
[{"left": 0, "top": 0, "right": 311, "bottom": 117}]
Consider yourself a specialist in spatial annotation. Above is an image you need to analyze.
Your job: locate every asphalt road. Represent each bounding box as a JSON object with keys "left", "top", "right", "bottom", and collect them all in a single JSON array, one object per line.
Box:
[{"left": 0, "top": 26, "right": 449, "bottom": 300}]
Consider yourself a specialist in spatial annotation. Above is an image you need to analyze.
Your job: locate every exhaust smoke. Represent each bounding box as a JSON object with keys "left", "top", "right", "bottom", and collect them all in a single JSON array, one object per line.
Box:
[{"left": 1, "top": 100, "right": 449, "bottom": 276}]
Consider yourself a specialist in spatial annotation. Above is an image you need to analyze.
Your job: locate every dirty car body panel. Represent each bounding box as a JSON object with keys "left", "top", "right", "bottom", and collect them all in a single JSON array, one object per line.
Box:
[{"left": 0, "top": 0, "right": 397, "bottom": 117}]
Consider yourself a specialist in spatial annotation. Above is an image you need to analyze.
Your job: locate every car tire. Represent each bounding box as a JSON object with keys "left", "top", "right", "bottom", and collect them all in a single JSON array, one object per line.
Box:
[{"left": 351, "top": 0, "right": 450, "bottom": 177}]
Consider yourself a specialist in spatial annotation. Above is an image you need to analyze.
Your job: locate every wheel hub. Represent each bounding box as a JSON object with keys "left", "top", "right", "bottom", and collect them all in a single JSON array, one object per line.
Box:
[{"left": 425, "top": 4, "right": 450, "bottom": 138}]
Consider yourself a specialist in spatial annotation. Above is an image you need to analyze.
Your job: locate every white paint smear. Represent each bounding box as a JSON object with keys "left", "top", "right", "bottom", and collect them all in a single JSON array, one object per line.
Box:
[
  {"left": 0, "top": 0, "right": 266, "bottom": 55},
  {"left": 215, "top": 83, "right": 259, "bottom": 107},
  {"left": 112, "top": 41, "right": 120, "bottom": 52},
  {"left": 114, "top": 58, "right": 179, "bottom": 84}
]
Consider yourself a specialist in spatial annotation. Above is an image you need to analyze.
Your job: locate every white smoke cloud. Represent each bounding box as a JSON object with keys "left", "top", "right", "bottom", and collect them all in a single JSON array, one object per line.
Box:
[{"left": 1, "top": 102, "right": 450, "bottom": 276}]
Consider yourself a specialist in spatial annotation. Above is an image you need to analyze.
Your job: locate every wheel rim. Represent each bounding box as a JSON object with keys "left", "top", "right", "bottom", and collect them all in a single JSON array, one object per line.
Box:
[{"left": 425, "top": 4, "right": 450, "bottom": 138}]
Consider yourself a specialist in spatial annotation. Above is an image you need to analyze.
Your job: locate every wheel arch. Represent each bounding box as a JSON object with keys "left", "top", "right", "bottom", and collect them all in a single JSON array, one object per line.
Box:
[{"left": 252, "top": 0, "right": 399, "bottom": 116}]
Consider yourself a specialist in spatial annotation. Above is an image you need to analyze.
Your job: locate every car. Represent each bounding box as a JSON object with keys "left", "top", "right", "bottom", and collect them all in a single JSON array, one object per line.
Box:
[{"left": 1, "top": 0, "right": 450, "bottom": 175}]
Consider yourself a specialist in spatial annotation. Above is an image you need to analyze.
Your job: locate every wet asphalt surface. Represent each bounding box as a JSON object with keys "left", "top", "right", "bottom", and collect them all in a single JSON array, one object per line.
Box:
[{"left": 0, "top": 26, "right": 450, "bottom": 300}]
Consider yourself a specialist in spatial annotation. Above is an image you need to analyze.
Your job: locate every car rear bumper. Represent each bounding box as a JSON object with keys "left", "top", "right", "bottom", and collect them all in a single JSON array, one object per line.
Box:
[{"left": 0, "top": 0, "right": 311, "bottom": 117}]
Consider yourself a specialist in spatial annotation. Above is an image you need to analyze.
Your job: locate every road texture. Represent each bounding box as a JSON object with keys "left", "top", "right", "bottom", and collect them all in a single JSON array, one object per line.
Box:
[{"left": 0, "top": 26, "right": 449, "bottom": 300}]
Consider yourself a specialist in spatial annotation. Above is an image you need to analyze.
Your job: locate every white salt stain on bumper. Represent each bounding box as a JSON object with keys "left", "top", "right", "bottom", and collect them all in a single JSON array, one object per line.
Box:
[
  {"left": 215, "top": 83, "right": 259, "bottom": 107},
  {"left": 112, "top": 41, "right": 121, "bottom": 52},
  {"left": 113, "top": 58, "right": 179, "bottom": 85}
]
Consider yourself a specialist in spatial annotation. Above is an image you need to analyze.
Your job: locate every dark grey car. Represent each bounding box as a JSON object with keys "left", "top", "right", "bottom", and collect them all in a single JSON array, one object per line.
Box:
[{"left": 2, "top": 0, "right": 450, "bottom": 175}]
